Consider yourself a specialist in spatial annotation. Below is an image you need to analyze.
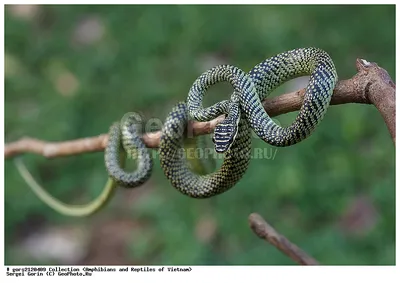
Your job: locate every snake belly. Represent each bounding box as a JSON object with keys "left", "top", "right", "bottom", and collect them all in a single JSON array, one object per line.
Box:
[
  {"left": 159, "top": 101, "right": 251, "bottom": 199},
  {"left": 241, "top": 47, "right": 338, "bottom": 147}
]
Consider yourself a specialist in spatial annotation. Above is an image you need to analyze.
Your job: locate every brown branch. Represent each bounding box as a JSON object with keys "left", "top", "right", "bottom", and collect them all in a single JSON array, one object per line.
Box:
[
  {"left": 4, "top": 58, "right": 395, "bottom": 159},
  {"left": 248, "top": 213, "right": 319, "bottom": 265},
  {"left": 263, "top": 58, "right": 395, "bottom": 143},
  {"left": 4, "top": 117, "right": 226, "bottom": 159},
  {"left": 354, "top": 59, "right": 395, "bottom": 143}
]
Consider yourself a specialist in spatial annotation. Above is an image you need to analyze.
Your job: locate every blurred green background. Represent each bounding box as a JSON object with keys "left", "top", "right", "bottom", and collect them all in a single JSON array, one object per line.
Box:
[{"left": 4, "top": 5, "right": 395, "bottom": 265}]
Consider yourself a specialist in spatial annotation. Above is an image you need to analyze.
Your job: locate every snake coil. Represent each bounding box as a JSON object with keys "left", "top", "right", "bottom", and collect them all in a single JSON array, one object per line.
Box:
[
  {"left": 16, "top": 47, "right": 338, "bottom": 214},
  {"left": 161, "top": 47, "right": 338, "bottom": 197}
]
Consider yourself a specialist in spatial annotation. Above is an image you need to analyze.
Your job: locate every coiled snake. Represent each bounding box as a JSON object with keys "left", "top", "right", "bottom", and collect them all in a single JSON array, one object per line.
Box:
[
  {"left": 16, "top": 47, "right": 338, "bottom": 214},
  {"left": 14, "top": 113, "right": 153, "bottom": 217},
  {"left": 160, "top": 47, "right": 337, "bottom": 197}
]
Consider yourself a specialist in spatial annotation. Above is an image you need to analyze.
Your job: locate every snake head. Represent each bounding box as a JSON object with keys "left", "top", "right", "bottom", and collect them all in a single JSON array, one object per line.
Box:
[{"left": 212, "top": 119, "right": 239, "bottom": 154}]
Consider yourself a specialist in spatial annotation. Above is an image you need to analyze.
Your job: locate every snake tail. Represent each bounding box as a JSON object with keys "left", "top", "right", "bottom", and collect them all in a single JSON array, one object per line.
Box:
[{"left": 14, "top": 157, "right": 117, "bottom": 217}]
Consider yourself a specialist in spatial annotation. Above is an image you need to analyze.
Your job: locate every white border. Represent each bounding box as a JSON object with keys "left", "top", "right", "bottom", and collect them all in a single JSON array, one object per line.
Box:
[{"left": 1, "top": 1, "right": 398, "bottom": 282}]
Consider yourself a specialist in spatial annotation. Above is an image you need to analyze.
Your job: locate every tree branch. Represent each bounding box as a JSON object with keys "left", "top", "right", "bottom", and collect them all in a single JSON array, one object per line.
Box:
[
  {"left": 4, "top": 58, "right": 395, "bottom": 265},
  {"left": 248, "top": 213, "right": 319, "bottom": 265},
  {"left": 4, "top": 58, "right": 395, "bottom": 159}
]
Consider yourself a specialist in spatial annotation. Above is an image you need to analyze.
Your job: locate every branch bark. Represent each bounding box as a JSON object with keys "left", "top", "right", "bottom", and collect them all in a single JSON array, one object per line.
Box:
[
  {"left": 248, "top": 213, "right": 319, "bottom": 265},
  {"left": 4, "top": 58, "right": 395, "bottom": 160}
]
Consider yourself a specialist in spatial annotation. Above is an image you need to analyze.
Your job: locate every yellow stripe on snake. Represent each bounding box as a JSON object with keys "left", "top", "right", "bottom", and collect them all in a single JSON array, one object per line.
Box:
[{"left": 15, "top": 47, "right": 338, "bottom": 215}]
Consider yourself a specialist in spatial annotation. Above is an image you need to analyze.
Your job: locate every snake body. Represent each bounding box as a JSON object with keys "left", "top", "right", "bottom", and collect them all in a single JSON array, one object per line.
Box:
[
  {"left": 104, "top": 113, "right": 153, "bottom": 188},
  {"left": 159, "top": 101, "right": 252, "bottom": 198},
  {"left": 187, "top": 47, "right": 338, "bottom": 149},
  {"left": 161, "top": 47, "right": 337, "bottom": 197},
  {"left": 16, "top": 47, "right": 338, "bottom": 212},
  {"left": 16, "top": 113, "right": 153, "bottom": 217},
  {"left": 242, "top": 47, "right": 338, "bottom": 146},
  {"left": 104, "top": 112, "right": 217, "bottom": 185}
]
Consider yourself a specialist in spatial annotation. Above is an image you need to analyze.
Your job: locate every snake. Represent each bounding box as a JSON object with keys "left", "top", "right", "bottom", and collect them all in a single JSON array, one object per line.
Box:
[
  {"left": 104, "top": 111, "right": 216, "bottom": 184},
  {"left": 159, "top": 101, "right": 252, "bottom": 198},
  {"left": 160, "top": 47, "right": 338, "bottom": 198},
  {"left": 14, "top": 113, "right": 153, "bottom": 217},
  {"left": 104, "top": 112, "right": 153, "bottom": 188},
  {"left": 14, "top": 158, "right": 118, "bottom": 217},
  {"left": 15, "top": 110, "right": 217, "bottom": 216},
  {"left": 16, "top": 47, "right": 338, "bottom": 209}
]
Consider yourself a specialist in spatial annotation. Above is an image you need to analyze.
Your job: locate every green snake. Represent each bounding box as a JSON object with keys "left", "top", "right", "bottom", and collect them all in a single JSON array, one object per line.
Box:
[
  {"left": 15, "top": 113, "right": 153, "bottom": 217},
  {"left": 14, "top": 159, "right": 118, "bottom": 217},
  {"left": 104, "top": 112, "right": 153, "bottom": 188},
  {"left": 15, "top": 47, "right": 338, "bottom": 212},
  {"left": 15, "top": 112, "right": 214, "bottom": 215},
  {"left": 187, "top": 47, "right": 338, "bottom": 149},
  {"left": 160, "top": 47, "right": 338, "bottom": 197}
]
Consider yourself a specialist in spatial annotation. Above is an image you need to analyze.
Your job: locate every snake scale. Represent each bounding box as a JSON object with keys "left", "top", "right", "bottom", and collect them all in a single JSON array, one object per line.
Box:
[
  {"left": 160, "top": 47, "right": 337, "bottom": 197},
  {"left": 16, "top": 47, "right": 338, "bottom": 215}
]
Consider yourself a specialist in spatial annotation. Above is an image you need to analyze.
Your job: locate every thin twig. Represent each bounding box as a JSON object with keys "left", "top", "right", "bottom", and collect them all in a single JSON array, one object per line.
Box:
[
  {"left": 248, "top": 213, "right": 319, "bottom": 265},
  {"left": 4, "top": 58, "right": 395, "bottom": 159}
]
